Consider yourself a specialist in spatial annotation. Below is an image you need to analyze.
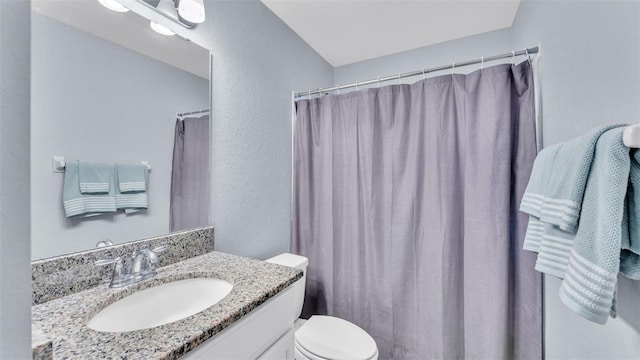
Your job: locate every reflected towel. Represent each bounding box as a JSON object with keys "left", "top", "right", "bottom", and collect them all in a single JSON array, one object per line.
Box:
[
  {"left": 63, "top": 161, "right": 116, "bottom": 218},
  {"left": 78, "top": 161, "right": 112, "bottom": 194},
  {"left": 115, "top": 166, "right": 148, "bottom": 213},
  {"left": 116, "top": 164, "right": 147, "bottom": 193}
]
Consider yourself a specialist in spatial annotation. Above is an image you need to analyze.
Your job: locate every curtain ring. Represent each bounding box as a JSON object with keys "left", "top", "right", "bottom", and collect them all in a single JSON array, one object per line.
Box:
[
  {"left": 318, "top": 88, "right": 323, "bottom": 97},
  {"left": 377, "top": 77, "right": 380, "bottom": 88},
  {"left": 398, "top": 73, "right": 402, "bottom": 85},
  {"left": 355, "top": 81, "right": 359, "bottom": 90},
  {"left": 336, "top": 85, "right": 340, "bottom": 95},
  {"left": 511, "top": 51, "right": 515, "bottom": 65},
  {"left": 308, "top": 90, "right": 311, "bottom": 99},
  {"left": 524, "top": 48, "right": 531, "bottom": 64},
  {"left": 422, "top": 68, "right": 426, "bottom": 80},
  {"left": 451, "top": 62, "right": 455, "bottom": 79},
  {"left": 481, "top": 57, "right": 484, "bottom": 71}
]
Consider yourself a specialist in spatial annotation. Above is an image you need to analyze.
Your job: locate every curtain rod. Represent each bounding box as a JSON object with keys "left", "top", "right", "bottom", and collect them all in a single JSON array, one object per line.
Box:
[
  {"left": 295, "top": 46, "right": 540, "bottom": 99},
  {"left": 177, "top": 109, "right": 209, "bottom": 117}
]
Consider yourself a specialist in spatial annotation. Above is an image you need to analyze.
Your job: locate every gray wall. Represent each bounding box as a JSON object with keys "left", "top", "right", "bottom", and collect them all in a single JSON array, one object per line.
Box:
[
  {"left": 511, "top": 0, "right": 640, "bottom": 358},
  {"left": 334, "top": 28, "right": 511, "bottom": 84},
  {"left": 334, "top": 0, "right": 640, "bottom": 358},
  {"left": 31, "top": 13, "right": 210, "bottom": 260},
  {"left": 0, "top": 1, "right": 31, "bottom": 357},
  {"left": 128, "top": 1, "right": 334, "bottom": 260}
]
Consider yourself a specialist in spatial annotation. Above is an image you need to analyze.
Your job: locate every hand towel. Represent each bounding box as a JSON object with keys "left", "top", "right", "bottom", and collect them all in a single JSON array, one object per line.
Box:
[
  {"left": 63, "top": 161, "right": 116, "bottom": 218},
  {"left": 115, "top": 166, "right": 148, "bottom": 213},
  {"left": 521, "top": 125, "right": 623, "bottom": 233},
  {"left": 78, "top": 161, "right": 112, "bottom": 194},
  {"left": 116, "top": 164, "right": 147, "bottom": 193},
  {"left": 558, "top": 128, "right": 630, "bottom": 324}
]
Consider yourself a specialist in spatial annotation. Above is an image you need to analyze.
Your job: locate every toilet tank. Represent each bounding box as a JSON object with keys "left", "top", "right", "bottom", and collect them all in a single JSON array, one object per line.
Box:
[{"left": 265, "top": 253, "right": 308, "bottom": 321}]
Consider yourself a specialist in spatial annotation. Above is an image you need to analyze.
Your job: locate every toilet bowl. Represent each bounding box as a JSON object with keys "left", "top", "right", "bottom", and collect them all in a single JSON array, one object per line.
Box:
[{"left": 265, "top": 253, "right": 378, "bottom": 360}]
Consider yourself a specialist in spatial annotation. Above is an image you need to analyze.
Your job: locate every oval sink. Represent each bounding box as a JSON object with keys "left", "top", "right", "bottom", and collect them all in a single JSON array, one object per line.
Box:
[{"left": 87, "top": 278, "right": 233, "bottom": 332}]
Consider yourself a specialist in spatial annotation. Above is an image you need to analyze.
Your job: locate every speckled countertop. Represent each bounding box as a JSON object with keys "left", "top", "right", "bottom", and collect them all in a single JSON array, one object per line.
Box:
[{"left": 32, "top": 251, "right": 301, "bottom": 359}]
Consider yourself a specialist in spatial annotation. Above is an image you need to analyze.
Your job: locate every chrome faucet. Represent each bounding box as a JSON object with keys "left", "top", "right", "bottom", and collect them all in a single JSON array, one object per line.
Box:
[{"left": 95, "top": 245, "right": 168, "bottom": 288}]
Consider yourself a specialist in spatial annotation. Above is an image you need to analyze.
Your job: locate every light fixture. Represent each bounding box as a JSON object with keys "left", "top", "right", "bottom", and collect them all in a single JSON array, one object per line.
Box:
[
  {"left": 97, "top": 0, "right": 130, "bottom": 13},
  {"left": 150, "top": 21, "right": 175, "bottom": 36},
  {"left": 176, "top": 0, "right": 205, "bottom": 24}
]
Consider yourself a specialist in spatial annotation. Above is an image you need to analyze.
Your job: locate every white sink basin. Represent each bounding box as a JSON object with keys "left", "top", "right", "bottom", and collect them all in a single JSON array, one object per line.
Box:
[{"left": 87, "top": 278, "right": 233, "bottom": 332}]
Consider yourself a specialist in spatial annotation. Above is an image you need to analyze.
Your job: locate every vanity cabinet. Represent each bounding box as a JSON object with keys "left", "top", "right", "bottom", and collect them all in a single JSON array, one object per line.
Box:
[{"left": 182, "top": 286, "right": 295, "bottom": 359}]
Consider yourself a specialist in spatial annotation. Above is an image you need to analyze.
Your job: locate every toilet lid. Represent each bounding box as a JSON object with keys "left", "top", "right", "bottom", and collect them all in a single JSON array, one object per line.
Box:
[{"left": 295, "top": 316, "right": 378, "bottom": 360}]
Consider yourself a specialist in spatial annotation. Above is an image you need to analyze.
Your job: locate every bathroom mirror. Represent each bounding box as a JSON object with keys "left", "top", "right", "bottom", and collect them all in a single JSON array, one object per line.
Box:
[{"left": 31, "top": 0, "right": 211, "bottom": 260}]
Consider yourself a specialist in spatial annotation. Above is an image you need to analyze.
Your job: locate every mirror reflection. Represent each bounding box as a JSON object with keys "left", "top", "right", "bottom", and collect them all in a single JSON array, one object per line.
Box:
[{"left": 31, "top": 0, "right": 211, "bottom": 260}]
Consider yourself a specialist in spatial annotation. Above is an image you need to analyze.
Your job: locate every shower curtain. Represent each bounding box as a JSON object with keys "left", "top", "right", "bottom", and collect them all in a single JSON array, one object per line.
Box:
[
  {"left": 170, "top": 115, "right": 210, "bottom": 232},
  {"left": 292, "top": 61, "right": 541, "bottom": 359}
]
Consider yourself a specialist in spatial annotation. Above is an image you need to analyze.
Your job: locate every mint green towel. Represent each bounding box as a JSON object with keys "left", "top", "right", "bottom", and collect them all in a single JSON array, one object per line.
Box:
[
  {"left": 78, "top": 161, "right": 112, "bottom": 194},
  {"left": 558, "top": 128, "right": 630, "bottom": 324},
  {"left": 620, "top": 149, "right": 640, "bottom": 278},
  {"left": 521, "top": 125, "right": 623, "bottom": 233},
  {"left": 63, "top": 161, "right": 116, "bottom": 218},
  {"left": 116, "top": 164, "right": 147, "bottom": 193},
  {"left": 115, "top": 166, "right": 148, "bottom": 213}
]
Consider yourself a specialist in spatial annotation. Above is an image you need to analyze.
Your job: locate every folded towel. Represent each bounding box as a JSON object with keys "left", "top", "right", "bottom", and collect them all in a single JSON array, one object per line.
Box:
[
  {"left": 115, "top": 166, "right": 148, "bottom": 213},
  {"left": 558, "top": 128, "right": 630, "bottom": 324},
  {"left": 116, "top": 164, "right": 147, "bottom": 193},
  {"left": 521, "top": 125, "right": 623, "bottom": 233},
  {"left": 63, "top": 161, "right": 116, "bottom": 218},
  {"left": 78, "top": 161, "right": 112, "bottom": 194}
]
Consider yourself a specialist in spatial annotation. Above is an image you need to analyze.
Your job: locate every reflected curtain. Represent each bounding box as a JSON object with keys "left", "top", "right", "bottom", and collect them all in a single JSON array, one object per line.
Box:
[
  {"left": 170, "top": 115, "right": 210, "bottom": 232},
  {"left": 292, "top": 61, "right": 541, "bottom": 359}
]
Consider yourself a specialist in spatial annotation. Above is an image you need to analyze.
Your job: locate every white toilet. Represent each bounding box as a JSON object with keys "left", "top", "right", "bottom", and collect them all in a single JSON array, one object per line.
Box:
[{"left": 266, "top": 253, "right": 379, "bottom": 360}]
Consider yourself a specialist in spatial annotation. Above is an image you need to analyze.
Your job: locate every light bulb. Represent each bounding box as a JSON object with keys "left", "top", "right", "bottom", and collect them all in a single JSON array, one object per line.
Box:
[
  {"left": 150, "top": 21, "right": 175, "bottom": 36},
  {"left": 177, "top": 0, "right": 205, "bottom": 24},
  {"left": 97, "top": 0, "right": 129, "bottom": 13}
]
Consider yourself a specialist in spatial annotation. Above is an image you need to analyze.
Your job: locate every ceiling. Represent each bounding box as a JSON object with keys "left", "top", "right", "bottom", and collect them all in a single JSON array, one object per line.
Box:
[
  {"left": 32, "top": 0, "right": 210, "bottom": 79},
  {"left": 262, "top": 0, "right": 521, "bottom": 67}
]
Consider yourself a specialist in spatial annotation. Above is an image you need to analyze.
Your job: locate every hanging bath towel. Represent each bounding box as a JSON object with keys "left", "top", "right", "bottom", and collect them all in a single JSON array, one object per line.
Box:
[{"left": 63, "top": 161, "right": 116, "bottom": 218}]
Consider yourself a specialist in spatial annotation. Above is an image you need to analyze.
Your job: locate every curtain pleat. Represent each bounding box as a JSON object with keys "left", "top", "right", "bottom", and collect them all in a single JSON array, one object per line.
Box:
[{"left": 292, "top": 61, "right": 541, "bottom": 360}]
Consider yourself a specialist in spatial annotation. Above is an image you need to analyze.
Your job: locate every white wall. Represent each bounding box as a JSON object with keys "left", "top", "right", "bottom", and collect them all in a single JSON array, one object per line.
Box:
[
  {"left": 126, "top": 1, "right": 335, "bottom": 260},
  {"left": 31, "top": 13, "right": 209, "bottom": 260},
  {"left": 0, "top": 1, "right": 31, "bottom": 357},
  {"left": 510, "top": 0, "right": 640, "bottom": 358}
]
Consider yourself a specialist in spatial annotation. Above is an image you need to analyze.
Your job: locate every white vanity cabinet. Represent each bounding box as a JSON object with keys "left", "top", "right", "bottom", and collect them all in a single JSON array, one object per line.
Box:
[{"left": 182, "top": 286, "right": 295, "bottom": 360}]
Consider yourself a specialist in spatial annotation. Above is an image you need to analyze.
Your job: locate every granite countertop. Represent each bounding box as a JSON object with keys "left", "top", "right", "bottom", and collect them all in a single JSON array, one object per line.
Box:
[{"left": 32, "top": 251, "right": 301, "bottom": 359}]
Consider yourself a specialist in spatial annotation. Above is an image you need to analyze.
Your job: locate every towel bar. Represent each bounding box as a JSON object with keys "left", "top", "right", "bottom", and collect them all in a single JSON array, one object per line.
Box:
[{"left": 52, "top": 157, "right": 151, "bottom": 173}]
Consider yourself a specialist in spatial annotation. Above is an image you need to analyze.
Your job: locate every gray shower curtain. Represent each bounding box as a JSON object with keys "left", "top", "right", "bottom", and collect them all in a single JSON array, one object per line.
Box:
[
  {"left": 170, "top": 115, "right": 210, "bottom": 232},
  {"left": 292, "top": 61, "right": 541, "bottom": 359}
]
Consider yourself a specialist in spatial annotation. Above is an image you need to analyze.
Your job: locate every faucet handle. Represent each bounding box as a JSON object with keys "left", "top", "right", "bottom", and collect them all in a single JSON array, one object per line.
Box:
[
  {"left": 94, "top": 257, "right": 132, "bottom": 288},
  {"left": 152, "top": 245, "right": 168, "bottom": 254},
  {"left": 95, "top": 256, "right": 122, "bottom": 267}
]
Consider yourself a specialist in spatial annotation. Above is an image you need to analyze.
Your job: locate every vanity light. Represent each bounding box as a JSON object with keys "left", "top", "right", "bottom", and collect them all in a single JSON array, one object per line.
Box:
[
  {"left": 97, "top": 0, "right": 130, "bottom": 13},
  {"left": 150, "top": 21, "right": 176, "bottom": 36},
  {"left": 177, "top": 0, "right": 205, "bottom": 24}
]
